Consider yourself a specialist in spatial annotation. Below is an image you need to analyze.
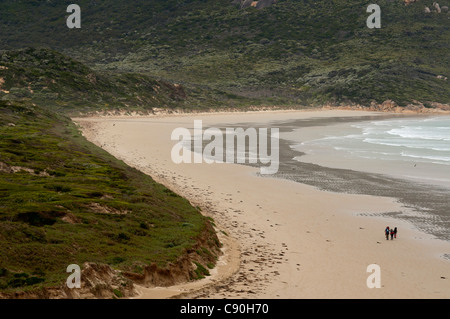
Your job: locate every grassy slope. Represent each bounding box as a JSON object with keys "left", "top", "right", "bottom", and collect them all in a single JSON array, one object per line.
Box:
[
  {"left": 0, "top": 48, "right": 258, "bottom": 114},
  {"left": 0, "top": 100, "right": 220, "bottom": 294},
  {"left": 0, "top": 0, "right": 448, "bottom": 106}
]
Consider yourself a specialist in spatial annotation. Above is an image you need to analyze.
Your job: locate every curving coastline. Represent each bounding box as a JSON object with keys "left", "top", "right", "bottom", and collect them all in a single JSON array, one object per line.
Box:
[{"left": 74, "top": 109, "right": 450, "bottom": 299}]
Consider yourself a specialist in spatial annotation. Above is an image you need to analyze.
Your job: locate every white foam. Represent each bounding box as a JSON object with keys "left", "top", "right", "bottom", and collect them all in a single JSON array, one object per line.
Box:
[{"left": 289, "top": 116, "right": 450, "bottom": 187}]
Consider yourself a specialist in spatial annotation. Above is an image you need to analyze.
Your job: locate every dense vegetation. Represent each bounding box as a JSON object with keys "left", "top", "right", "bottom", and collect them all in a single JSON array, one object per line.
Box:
[
  {"left": 0, "top": 48, "right": 258, "bottom": 114},
  {"left": 0, "top": 101, "right": 219, "bottom": 294},
  {"left": 0, "top": 0, "right": 448, "bottom": 106}
]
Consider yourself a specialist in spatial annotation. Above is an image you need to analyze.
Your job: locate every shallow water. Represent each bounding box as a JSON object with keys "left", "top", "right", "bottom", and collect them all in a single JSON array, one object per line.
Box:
[{"left": 289, "top": 115, "right": 450, "bottom": 188}]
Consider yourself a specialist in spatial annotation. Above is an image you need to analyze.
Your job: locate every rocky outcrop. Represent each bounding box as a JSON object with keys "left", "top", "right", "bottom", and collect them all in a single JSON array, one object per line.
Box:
[
  {"left": 405, "top": 0, "right": 448, "bottom": 14},
  {"left": 433, "top": 1, "right": 442, "bottom": 12},
  {"left": 233, "top": 0, "right": 277, "bottom": 9},
  {"left": 326, "top": 100, "right": 450, "bottom": 114},
  {"left": 423, "top": 1, "right": 448, "bottom": 13}
]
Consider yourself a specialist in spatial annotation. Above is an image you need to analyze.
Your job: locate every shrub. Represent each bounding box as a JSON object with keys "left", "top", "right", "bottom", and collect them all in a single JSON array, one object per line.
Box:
[{"left": 113, "top": 288, "right": 123, "bottom": 298}]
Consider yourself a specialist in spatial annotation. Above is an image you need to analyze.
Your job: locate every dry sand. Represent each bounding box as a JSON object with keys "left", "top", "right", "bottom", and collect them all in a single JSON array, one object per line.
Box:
[{"left": 74, "top": 109, "right": 450, "bottom": 299}]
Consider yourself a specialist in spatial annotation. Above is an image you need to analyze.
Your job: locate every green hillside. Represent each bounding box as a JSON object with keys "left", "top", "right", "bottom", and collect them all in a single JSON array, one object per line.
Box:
[
  {"left": 0, "top": 48, "right": 257, "bottom": 114},
  {"left": 1, "top": 0, "right": 449, "bottom": 106},
  {"left": 0, "top": 101, "right": 220, "bottom": 296}
]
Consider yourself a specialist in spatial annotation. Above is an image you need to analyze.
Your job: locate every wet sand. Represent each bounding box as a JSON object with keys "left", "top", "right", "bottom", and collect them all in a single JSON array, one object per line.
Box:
[
  {"left": 263, "top": 115, "right": 450, "bottom": 242},
  {"left": 74, "top": 109, "right": 450, "bottom": 299}
]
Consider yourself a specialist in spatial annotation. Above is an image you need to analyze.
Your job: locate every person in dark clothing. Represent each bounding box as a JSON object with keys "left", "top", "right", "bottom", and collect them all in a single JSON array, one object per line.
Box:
[
  {"left": 390, "top": 228, "right": 394, "bottom": 240},
  {"left": 385, "top": 227, "right": 390, "bottom": 240},
  {"left": 393, "top": 227, "right": 397, "bottom": 239}
]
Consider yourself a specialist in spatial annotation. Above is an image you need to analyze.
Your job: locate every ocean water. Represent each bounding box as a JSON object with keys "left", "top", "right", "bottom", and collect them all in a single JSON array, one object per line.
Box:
[
  {"left": 201, "top": 114, "right": 450, "bottom": 241},
  {"left": 290, "top": 116, "right": 450, "bottom": 188}
]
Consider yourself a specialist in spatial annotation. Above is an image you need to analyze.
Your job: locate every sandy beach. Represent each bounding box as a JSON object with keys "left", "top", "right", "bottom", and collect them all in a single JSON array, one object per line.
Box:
[{"left": 74, "top": 109, "right": 450, "bottom": 299}]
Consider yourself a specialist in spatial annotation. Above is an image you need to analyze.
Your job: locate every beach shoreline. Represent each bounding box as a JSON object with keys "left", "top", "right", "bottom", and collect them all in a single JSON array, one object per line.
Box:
[{"left": 74, "top": 109, "right": 450, "bottom": 299}]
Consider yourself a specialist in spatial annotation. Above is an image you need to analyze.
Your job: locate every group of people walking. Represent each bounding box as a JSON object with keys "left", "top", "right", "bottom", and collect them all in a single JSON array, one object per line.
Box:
[{"left": 384, "top": 226, "right": 397, "bottom": 240}]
